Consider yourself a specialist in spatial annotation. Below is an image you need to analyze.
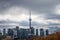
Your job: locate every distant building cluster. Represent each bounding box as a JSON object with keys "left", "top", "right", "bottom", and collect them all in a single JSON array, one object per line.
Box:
[
  {"left": 0, "top": 26, "right": 49, "bottom": 39},
  {"left": 0, "top": 11, "right": 49, "bottom": 39}
]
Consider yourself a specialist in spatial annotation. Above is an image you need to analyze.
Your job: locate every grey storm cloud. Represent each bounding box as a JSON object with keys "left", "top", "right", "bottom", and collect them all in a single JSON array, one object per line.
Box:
[
  {"left": 0, "top": 0, "right": 60, "bottom": 29},
  {"left": 44, "top": 13, "right": 60, "bottom": 20},
  {"left": 48, "top": 22, "right": 60, "bottom": 27},
  {"left": 0, "top": 20, "right": 41, "bottom": 28},
  {"left": 0, "top": 20, "right": 49, "bottom": 29},
  {"left": 0, "top": 0, "right": 60, "bottom": 18},
  {"left": 0, "top": 20, "right": 18, "bottom": 24},
  {"left": 0, "top": 20, "right": 18, "bottom": 28},
  {"left": 0, "top": 0, "right": 60, "bottom": 13}
]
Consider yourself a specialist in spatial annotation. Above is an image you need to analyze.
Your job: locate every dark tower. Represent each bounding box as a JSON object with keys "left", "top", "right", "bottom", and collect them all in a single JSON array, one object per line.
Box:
[
  {"left": 36, "top": 29, "right": 38, "bottom": 36},
  {"left": 46, "top": 29, "right": 49, "bottom": 36},
  {"left": 29, "top": 10, "right": 34, "bottom": 36},
  {"left": 16, "top": 26, "right": 20, "bottom": 38},
  {"left": 3, "top": 28, "right": 6, "bottom": 36},
  {"left": 29, "top": 10, "right": 32, "bottom": 35},
  {"left": 40, "top": 29, "right": 44, "bottom": 36},
  {"left": 29, "top": 10, "right": 31, "bottom": 29},
  {"left": 8, "top": 29, "right": 13, "bottom": 37}
]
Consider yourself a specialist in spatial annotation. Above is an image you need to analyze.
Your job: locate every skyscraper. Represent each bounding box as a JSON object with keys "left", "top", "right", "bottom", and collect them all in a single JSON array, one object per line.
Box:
[
  {"left": 8, "top": 29, "right": 13, "bottom": 37},
  {"left": 46, "top": 29, "right": 49, "bottom": 36},
  {"left": 36, "top": 29, "right": 38, "bottom": 36},
  {"left": 40, "top": 29, "right": 44, "bottom": 36},
  {"left": 3, "top": 28, "right": 6, "bottom": 36},
  {"left": 0, "top": 30, "right": 2, "bottom": 36},
  {"left": 16, "top": 26, "right": 20, "bottom": 38},
  {"left": 0, "top": 33, "right": 2, "bottom": 36},
  {"left": 13, "top": 29, "right": 17, "bottom": 38},
  {"left": 30, "top": 27, "right": 34, "bottom": 35},
  {"left": 20, "top": 29, "right": 30, "bottom": 38}
]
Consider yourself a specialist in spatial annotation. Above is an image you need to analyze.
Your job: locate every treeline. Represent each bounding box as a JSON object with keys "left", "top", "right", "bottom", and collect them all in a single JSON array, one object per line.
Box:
[{"left": 29, "top": 32, "right": 60, "bottom": 40}]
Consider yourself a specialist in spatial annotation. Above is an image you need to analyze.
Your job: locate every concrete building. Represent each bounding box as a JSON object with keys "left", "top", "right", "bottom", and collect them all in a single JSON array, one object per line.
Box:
[
  {"left": 40, "top": 29, "right": 44, "bottom": 36},
  {"left": 0, "top": 29, "right": 2, "bottom": 36},
  {"left": 16, "top": 26, "right": 20, "bottom": 38},
  {"left": 46, "top": 29, "right": 49, "bottom": 36},
  {"left": 3, "top": 28, "right": 6, "bottom": 36},
  {"left": 20, "top": 28, "right": 30, "bottom": 38},
  {"left": 36, "top": 29, "right": 38, "bottom": 36},
  {"left": 30, "top": 27, "right": 34, "bottom": 36},
  {"left": 8, "top": 29, "right": 13, "bottom": 37}
]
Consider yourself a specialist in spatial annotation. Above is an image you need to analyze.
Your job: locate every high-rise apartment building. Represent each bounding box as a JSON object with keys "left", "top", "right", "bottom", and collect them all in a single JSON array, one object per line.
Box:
[{"left": 40, "top": 29, "right": 44, "bottom": 36}]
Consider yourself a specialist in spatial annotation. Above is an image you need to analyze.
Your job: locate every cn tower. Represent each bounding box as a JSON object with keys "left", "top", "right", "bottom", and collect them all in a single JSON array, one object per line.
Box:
[{"left": 29, "top": 10, "right": 32, "bottom": 29}]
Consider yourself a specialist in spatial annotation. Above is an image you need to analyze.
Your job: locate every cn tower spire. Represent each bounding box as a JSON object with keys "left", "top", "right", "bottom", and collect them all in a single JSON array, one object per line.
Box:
[{"left": 29, "top": 10, "right": 31, "bottom": 29}]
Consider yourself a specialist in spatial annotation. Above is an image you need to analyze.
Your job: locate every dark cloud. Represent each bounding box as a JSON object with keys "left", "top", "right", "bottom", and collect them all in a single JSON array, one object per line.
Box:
[
  {"left": 48, "top": 22, "right": 60, "bottom": 26},
  {"left": 19, "top": 21, "right": 40, "bottom": 27},
  {"left": 0, "top": 0, "right": 59, "bottom": 13},
  {"left": 0, "top": 20, "right": 39, "bottom": 28},
  {"left": 0, "top": 20, "right": 18, "bottom": 28},
  {"left": 0, "top": 0, "right": 60, "bottom": 29},
  {"left": 0, "top": 20, "right": 18, "bottom": 23},
  {"left": 19, "top": 21, "right": 29, "bottom": 26},
  {"left": 0, "top": 0, "right": 60, "bottom": 16},
  {"left": 45, "top": 13, "right": 60, "bottom": 20}
]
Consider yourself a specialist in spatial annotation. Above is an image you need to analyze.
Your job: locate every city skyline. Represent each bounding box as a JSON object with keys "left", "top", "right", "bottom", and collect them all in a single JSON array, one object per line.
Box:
[
  {"left": 2, "top": 26, "right": 48, "bottom": 37},
  {"left": 0, "top": 0, "right": 60, "bottom": 40}
]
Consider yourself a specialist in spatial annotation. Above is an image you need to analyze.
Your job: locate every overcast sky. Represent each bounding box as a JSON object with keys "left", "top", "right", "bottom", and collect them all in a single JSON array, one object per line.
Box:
[{"left": 0, "top": 0, "right": 60, "bottom": 29}]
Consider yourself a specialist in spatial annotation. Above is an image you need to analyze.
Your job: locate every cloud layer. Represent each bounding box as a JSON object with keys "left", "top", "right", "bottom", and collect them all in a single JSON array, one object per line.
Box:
[{"left": 0, "top": 0, "right": 60, "bottom": 29}]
